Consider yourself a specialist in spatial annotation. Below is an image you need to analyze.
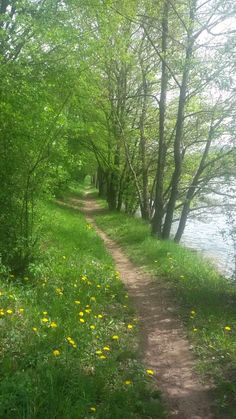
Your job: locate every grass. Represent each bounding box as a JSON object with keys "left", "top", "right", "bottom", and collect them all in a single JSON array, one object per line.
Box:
[
  {"left": 92, "top": 194, "right": 236, "bottom": 417},
  {"left": 0, "top": 200, "right": 166, "bottom": 419}
]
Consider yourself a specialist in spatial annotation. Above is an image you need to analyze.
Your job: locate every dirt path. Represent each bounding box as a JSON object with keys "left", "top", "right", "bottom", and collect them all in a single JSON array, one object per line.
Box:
[{"left": 68, "top": 196, "right": 214, "bottom": 419}]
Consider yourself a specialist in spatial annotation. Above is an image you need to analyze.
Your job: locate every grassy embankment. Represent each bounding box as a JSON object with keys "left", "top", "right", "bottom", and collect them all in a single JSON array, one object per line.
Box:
[
  {"left": 0, "top": 200, "right": 166, "bottom": 418},
  {"left": 89, "top": 189, "right": 236, "bottom": 417}
]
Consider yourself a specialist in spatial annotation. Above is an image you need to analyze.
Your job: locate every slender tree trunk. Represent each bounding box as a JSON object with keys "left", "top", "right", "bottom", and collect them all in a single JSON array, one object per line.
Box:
[
  {"left": 162, "top": 1, "right": 196, "bottom": 239},
  {"left": 151, "top": 0, "right": 169, "bottom": 235}
]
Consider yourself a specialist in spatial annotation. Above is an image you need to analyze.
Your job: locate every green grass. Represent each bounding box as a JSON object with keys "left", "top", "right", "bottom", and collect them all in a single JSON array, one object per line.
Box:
[
  {"left": 0, "top": 201, "right": 166, "bottom": 419},
  {"left": 93, "top": 203, "right": 236, "bottom": 417}
]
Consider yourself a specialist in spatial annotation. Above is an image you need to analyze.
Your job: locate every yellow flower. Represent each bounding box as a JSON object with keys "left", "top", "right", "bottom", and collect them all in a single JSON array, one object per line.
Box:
[
  {"left": 98, "top": 314, "right": 103, "bottom": 319},
  {"left": 224, "top": 326, "right": 231, "bottom": 331},
  {"left": 86, "top": 304, "right": 90, "bottom": 308},
  {"left": 112, "top": 335, "right": 119, "bottom": 340},
  {"left": 146, "top": 369, "right": 154, "bottom": 376},
  {"left": 19, "top": 308, "right": 24, "bottom": 313},
  {"left": 75, "top": 300, "right": 80, "bottom": 305},
  {"left": 97, "top": 285, "right": 101, "bottom": 288},
  {"left": 124, "top": 380, "right": 132, "bottom": 385},
  {"left": 0, "top": 309, "right": 4, "bottom": 316},
  {"left": 103, "top": 346, "right": 110, "bottom": 351},
  {"left": 191, "top": 310, "right": 196, "bottom": 315},
  {"left": 90, "top": 297, "right": 96, "bottom": 302},
  {"left": 43, "top": 311, "right": 48, "bottom": 315},
  {"left": 99, "top": 355, "right": 106, "bottom": 359},
  {"left": 50, "top": 322, "right": 58, "bottom": 328},
  {"left": 127, "top": 324, "right": 133, "bottom": 329},
  {"left": 90, "top": 325, "right": 96, "bottom": 330},
  {"left": 41, "top": 317, "right": 49, "bottom": 323},
  {"left": 52, "top": 349, "right": 60, "bottom": 356},
  {"left": 6, "top": 309, "right": 13, "bottom": 314},
  {"left": 193, "top": 328, "right": 198, "bottom": 332},
  {"left": 79, "top": 311, "right": 84, "bottom": 317},
  {"left": 55, "top": 288, "right": 63, "bottom": 295},
  {"left": 90, "top": 407, "right": 96, "bottom": 412},
  {"left": 72, "top": 344, "right": 77, "bottom": 348},
  {"left": 85, "top": 309, "right": 91, "bottom": 314},
  {"left": 32, "top": 327, "right": 38, "bottom": 332},
  {"left": 96, "top": 350, "right": 103, "bottom": 355},
  {"left": 62, "top": 255, "right": 66, "bottom": 259},
  {"left": 79, "top": 318, "right": 85, "bottom": 323}
]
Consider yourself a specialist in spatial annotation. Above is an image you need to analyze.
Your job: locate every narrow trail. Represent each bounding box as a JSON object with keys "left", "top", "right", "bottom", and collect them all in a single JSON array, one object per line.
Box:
[{"left": 67, "top": 195, "right": 215, "bottom": 419}]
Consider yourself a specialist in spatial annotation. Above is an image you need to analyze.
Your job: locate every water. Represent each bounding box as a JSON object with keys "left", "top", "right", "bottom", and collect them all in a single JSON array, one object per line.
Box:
[{"left": 172, "top": 210, "right": 235, "bottom": 278}]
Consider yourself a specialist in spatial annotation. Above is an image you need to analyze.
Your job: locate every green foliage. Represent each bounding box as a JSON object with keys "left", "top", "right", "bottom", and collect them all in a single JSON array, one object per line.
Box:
[{"left": 0, "top": 201, "right": 166, "bottom": 419}]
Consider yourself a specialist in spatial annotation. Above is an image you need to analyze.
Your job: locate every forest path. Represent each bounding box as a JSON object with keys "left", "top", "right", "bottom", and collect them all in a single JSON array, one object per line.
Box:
[{"left": 67, "top": 194, "right": 214, "bottom": 419}]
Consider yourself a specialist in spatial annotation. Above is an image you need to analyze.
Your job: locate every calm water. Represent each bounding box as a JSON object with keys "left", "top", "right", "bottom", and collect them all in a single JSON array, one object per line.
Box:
[{"left": 172, "top": 210, "right": 235, "bottom": 278}]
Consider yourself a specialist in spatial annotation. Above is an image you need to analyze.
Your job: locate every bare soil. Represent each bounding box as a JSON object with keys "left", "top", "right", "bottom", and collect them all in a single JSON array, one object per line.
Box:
[{"left": 66, "top": 195, "right": 215, "bottom": 419}]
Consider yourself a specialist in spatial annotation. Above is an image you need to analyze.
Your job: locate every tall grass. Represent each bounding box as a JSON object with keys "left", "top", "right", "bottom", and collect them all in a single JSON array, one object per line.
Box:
[{"left": 0, "top": 202, "right": 165, "bottom": 419}]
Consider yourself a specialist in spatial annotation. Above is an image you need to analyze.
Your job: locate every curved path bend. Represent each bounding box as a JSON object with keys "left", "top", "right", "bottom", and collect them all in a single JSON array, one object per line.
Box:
[{"left": 67, "top": 196, "right": 214, "bottom": 419}]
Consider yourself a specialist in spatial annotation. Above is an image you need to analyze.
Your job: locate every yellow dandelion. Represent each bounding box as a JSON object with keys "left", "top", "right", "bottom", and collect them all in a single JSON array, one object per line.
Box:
[
  {"left": 52, "top": 349, "right": 60, "bottom": 356},
  {"left": 90, "top": 297, "right": 96, "bottom": 302},
  {"left": 124, "top": 380, "right": 132, "bottom": 385},
  {"left": 32, "top": 327, "right": 38, "bottom": 332},
  {"left": 224, "top": 326, "right": 231, "bottom": 331},
  {"left": 95, "top": 350, "right": 103, "bottom": 355},
  {"left": 103, "top": 346, "right": 110, "bottom": 351},
  {"left": 72, "top": 344, "right": 77, "bottom": 348},
  {"left": 50, "top": 322, "right": 58, "bottom": 328},
  {"left": 90, "top": 325, "right": 96, "bottom": 330},
  {"left": 41, "top": 317, "right": 49, "bottom": 323},
  {"left": 86, "top": 304, "right": 90, "bottom": 308},
  {"left": 98, "top": 314, "right": 103, "bottom": 319},
  {"left": 112, "top": 335, "right": 119, "bottom": 340},
  {"left": 6, "top": 309, "right": 13, "bottom": 314},
  {"left": 191, "top": 310, "right": 196, "bottom": 315},
  {"left": 99, "top": 355, "right": 107, "bottom": 359},
  {"left": 97, "top": 285, "right": 101, "bottom": 288},
  {"left": 79, "top": 311, "right": 84, "bottom": 317},
  {"left": 43, "top": 311, "right": 48, "bottom": 315},
  {"left": 0, "top": 309, "right": 5, "bottom": 316},
  {"left": 79, "top": 318, "right": 85, "bottom": 323},
  {"left": 90, "top": 406, "right": 96, "bottom": 412},
  {"left": 146, "top": 369, "right": 154, "bottom": 376},
  {"left": 193, "top": 328, "right": 198, "bottom": 332},
  {"left": 127, "top": 324, "right": 133, "bottom": 329},
  {"left": 75, "top": 300, "right": 80, "bottom": 305},
  {"left": 85, "top": 309, "right": 91, "bottom": 314},
  {"left": 19, "top": 308, "right": 24, "bottom": 313}
]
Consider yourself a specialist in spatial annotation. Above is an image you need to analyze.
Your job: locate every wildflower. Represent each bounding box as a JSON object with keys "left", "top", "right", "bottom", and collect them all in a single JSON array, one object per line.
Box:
[
  {"left": 96, "top": 350, "right": 103, "bottom": 355},
  {"left": 124, "top": 380, "right": 132, "bottom": 385},
  {"left": 90, "top": 297, "right": 96, "bottom": 302},
  {"left": 79, "top": 318, "right": 85, "bottom": 323},
  {"left": 55, "top": 288, "right": 63, "bottom": 295},
  {"left": 43, "top": 311, "right": 48, "bottom": 315},
  {"left": 191, "top": 310, "right": 196, "bottom": 315},
  {"left": 112, "top": 335, "right": 119, "bottom": 340},
  {"left": 75, "top": 300, "right": 80, "bottom": 305},
  {"left": 85, "top": 309, "right": 91, "bottom": 314},
  {"left": 125, "top": 295, "right": 128, "bottom": 299},
  {"left": 90, "top": 325, "right": 96, "bottom": 330},
  {"left": 52, "top": 349, "right": 60, "bottom": 356},
  {"left": 127, "top": 324, "right": 133, "bottom": 329},
  {"left": 193, "top": 328, "right": 198, "bottom": 332},
  {"left": 32, "top": 327, "right": 38, "bottom": 332},
  {"left": 98, "top": 314, "right": 103, "bottom": 319},
  {"left": 79, "top": 311, "right": 84, "bottom": 317},
  {"left": 99, "top": 355, "right": 106, "bottom": 359},
  {"left": 0, "top": 309, "right": 4, "bottom": 316},
  {"left": 146, "top": 369, "right": 154, "bottom": 376},
  {"left": 103, "top": 346, "right": 110, "bottom": 351},
  {"left": 90, "top": 406, "right": 96, "bottom": 412},
  {"left": 41, "top": 318, "right": 49, "bottom": 323},
  {"left": 19, "top": 308, "right": 24, "bottom": 313},
  {"left": 86, "top": 304, "right": 90, "bottom": 308},
  {"left": 224, "top": 326, "right": 231, "bottom": 331},
  {"left": 6, "top": 309, "right": 13, "bottom": 314},
  {"left": 97, "top": 285, "right": 101, "bottom": 288},
  {"left": 62, "top": 255, "right": 66, "bottom": 260},
  {"left": 50, "top": 322, "right": 58, "bottom": 328}
]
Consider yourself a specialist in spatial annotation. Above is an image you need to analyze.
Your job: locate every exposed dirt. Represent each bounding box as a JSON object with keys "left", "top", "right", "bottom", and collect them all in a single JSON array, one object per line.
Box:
[{"left": 64, "top": 195, "right": 215, "bottom": 419}]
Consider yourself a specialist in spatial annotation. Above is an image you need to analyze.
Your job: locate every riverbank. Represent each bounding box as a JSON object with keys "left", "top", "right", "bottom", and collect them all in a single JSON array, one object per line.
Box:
[
  {"left": 0, "top": 201, "right": 165, "bottom": 418},
  {"left": 84, "top": 190, "right": 236, "bottom": 417}
]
